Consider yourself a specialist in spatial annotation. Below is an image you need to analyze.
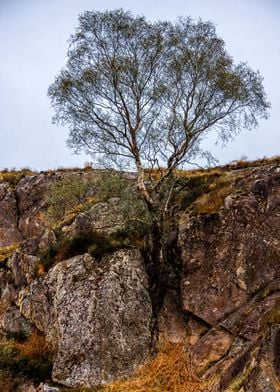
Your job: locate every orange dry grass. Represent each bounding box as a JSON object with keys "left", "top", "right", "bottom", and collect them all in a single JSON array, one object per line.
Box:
[
  {"left": 0, "top": 244, "right": 18, "bottom": 262},
  {"left": 192, "top": 185, "right": 233, "bottom": 214},
  {"left": 105, "top": 343, "right": 207, "bottom": 392},
  {"left": 0, "top": 373, "right": 14, "bottom": 392},
  {"left": 14, "top": 332, "right": 51, "bottom": 359}
]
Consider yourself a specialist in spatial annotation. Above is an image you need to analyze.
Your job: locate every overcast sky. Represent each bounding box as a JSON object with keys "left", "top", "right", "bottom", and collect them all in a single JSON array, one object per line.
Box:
[{"left": 0, "top": 0, "right": 279, "bottom": 170}]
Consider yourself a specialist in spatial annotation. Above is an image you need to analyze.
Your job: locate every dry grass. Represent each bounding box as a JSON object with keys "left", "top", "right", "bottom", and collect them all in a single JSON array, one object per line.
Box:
[
  {"left": 0, "top": 244, "right": 18, "bottom": 262},
  {"left": 0, "top": 371, "right": 15, "bottom": 392},
  {"left": 0, "top": 332, "right": 53, "bottom": 391},
  {"left": 104, "top": 343, "right": 210, "bottom": 392},
  {"left": 145, "top": 155, "right": 280, "bottom": 183},
  {"left": 58, "top": 344, "right": 220, "bottom": 392},
  {"left": 192, "top": 185, "right": 233, "bottom": 214},
  {"left": 13, "top": 331, "right": 51, "bottom": 359},
  {"left": 0, "top": 168, "right": 35, "bottom": 185}
]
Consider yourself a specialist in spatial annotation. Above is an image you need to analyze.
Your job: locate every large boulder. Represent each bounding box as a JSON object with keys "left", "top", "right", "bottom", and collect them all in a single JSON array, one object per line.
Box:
[{"left": 21, "top": 249, "right": 152, "bottom": 388}]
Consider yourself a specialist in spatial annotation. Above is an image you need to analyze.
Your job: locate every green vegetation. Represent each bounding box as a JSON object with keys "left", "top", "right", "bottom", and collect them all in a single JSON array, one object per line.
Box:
[
  {"left": 45, "top": 171, "right": 149, "bottom": 233},
  {"left": 45, "top": 173, "right": 95, "bottom": 225}
]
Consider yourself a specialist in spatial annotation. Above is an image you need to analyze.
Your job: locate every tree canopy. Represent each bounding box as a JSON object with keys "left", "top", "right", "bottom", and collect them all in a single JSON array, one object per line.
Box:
[{"left": 48, "top": 9, "right": 270, "bottom": 207}]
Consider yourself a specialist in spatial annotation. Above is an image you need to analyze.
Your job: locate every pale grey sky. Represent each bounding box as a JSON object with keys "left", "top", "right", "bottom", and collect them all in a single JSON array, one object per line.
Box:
[{"left": 0, "top": 0, "right": 279, "bottom": 170}]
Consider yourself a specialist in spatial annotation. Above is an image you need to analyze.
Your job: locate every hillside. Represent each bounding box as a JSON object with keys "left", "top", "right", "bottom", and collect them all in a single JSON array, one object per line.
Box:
[{"left": 0, "top": 158, "right": 280, "bottom": 391}]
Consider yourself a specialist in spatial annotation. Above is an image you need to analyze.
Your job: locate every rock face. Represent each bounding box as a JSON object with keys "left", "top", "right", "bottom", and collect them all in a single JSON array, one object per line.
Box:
[
  {"left": 21, "top": 250, "right": 152, "bottom": 387},
  {"left": 67, "top": 197, "right": 125, "bottom": 236},
  {"left": 0, "top": 174, "right": 57, "bottom": 247},
  {"left": 1, "top": 163, "right": 280, "bottom": 390},
  {"left": 16, "top": 174, "right": 55, "bottom": 240},
  {"left": 179, "top": 165, "right": 280, "bottom": 325},
  {"left": 179, "top": 164, "right": 280, "bottom": 390},
  {"left": 0, "top": 183, "right": 23, "bottom": 246}
]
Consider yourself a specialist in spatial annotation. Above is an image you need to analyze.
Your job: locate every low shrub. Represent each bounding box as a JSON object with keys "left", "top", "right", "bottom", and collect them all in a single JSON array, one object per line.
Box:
[
  {"left": 192, "top": 184, "right": 233, "bottom": 214},
  {"left": 45, "top": 173, "right": 95, "bottom": 225}
]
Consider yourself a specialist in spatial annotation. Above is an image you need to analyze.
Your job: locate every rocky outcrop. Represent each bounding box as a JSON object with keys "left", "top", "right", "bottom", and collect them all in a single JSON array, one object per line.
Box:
[
  {"left": 1, "top": 162, "right": 280, "bottom": 390},
  {"left": 16, "top": 174, "right": 56, "bottom": 240},
  {"left": 179, "top": 164, "right": 280, "bottom": 390}
]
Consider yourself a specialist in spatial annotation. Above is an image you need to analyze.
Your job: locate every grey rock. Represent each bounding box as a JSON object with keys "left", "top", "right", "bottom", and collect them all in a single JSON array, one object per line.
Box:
[
  {"left": 67, "top": 197, "right": 125, "bottom": 236},
  {"left": 0, "top": 305, "right": 30, "bottom": 336},
  {"left": 37, "top": 384, "right": 60, "bottom": 392},
  {"left": 39, "top": 230, "right": 56, "bottom": 251},
  {"left": 7, "top": 251, "right": 40, "bottom": 286},
  {"left": 0, "top": 184, "right": 23, "bottom": 246},
  {"left": 21, "top": 249, "right": 152, "bottom": 387}
]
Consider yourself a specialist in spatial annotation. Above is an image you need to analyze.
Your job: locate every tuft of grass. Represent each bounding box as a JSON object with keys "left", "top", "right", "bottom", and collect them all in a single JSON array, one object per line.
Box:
[
  {"left": 0, "top": 244, "right": 19, "bottom": 263},
  {"left": 104, "top": 343, "right": 213, "bottom": 392},
  {"left": 0, "top": 168, "right": 35, "bottom": 186},
  {"left": 192, "top": 184, "right": 233, "bottom": 214}
]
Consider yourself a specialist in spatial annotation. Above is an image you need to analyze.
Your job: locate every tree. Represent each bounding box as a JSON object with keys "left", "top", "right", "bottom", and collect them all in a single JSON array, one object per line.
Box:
[{"left": 48, "top": 9, "right": 269, "bottom": 271}]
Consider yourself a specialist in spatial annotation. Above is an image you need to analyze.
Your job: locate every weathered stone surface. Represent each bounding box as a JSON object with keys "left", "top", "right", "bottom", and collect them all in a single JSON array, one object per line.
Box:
[
  {"left": 0, "top": 305, "right": 30, "bottom": 336},
  {"left": 179, "top": 167, "right": 280, "bottom": 325},
  {"left": 39, "top": 230, "right": 56, "bottom": 251},
  {"left": 1, "top": 164, "right": 280, "bottom": 389},
  {"left": 157, "top": 289, "right": 187, "bottom": 343},
  {"left": 0, "top": 183, "right": 23, "bottom": 246},
  {"left": 177, "top": 165, "right": 280, "bottom": 389},
  {"left": 7, "top": 251, "right": 40, "bottom": 286},
  {"left": 0, "top": 173, "right": 59, "bottom": 247},
  {"left": 191, "top": 328, "right": 233, "bottom": 374},
  {"left": 67, "top": 197, "right": 125, "bottom": 236},
  {"left": 21, "top": 249, "right": 152, "bottom": 387},
  {"left": 16, "top": 174, "right": 55, "bottom": 239}
]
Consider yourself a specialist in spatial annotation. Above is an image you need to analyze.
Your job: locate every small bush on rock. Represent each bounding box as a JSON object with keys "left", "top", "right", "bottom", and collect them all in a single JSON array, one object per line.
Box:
[{"left": 45, "top": 173, "right": 95, "bottom": 224}]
